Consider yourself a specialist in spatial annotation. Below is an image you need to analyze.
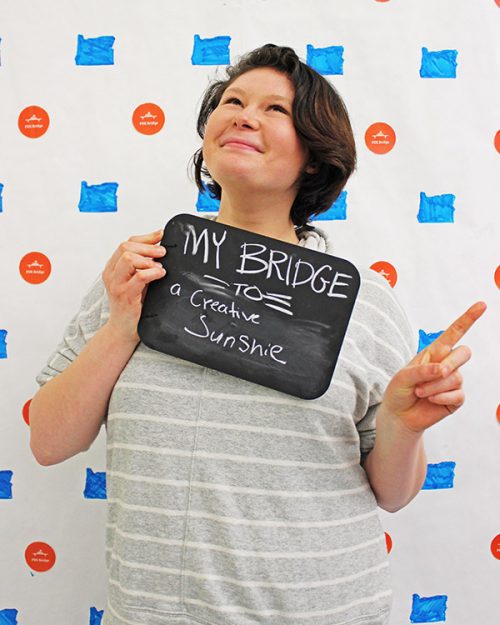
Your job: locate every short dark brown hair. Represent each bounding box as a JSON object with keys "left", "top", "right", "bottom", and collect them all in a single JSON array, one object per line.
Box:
[{"left": 192, "top": 43, "right": 357, "bottom": 230}]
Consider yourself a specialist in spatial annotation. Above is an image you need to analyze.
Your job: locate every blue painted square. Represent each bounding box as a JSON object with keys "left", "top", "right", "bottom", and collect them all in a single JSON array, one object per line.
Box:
[
  {"left": 0, "top": 330, "right": 7, "bottom": 359},
  {"left": 0, "top": 182, "right": 4, "bottom": 212},
  {"left": 420, "top": 48, "right": 457, "bottom": 79},
  {"left": 196, "top": 184, "right": 220, "bottom": 213},
  {"left": 79, "top": 181, "right": 118, "bottom": 213},
  {"left": 418, "top": 329, "right": 443, "bottom": 353},
  {"left": 410, "top": 594, "right": 448, "bottom": 623},
  {"left": 418, "top": 192, "right": 455, "bottom": 223},
  {"left": 306, "top": 44, "right": 344, "bottom": 75},
  {"left": 84, "top": 469, "right": 106, "bottom": 499},
  {"left": 422, "top": 462, "right": 456, "bottom": 490},
  {"left": 90, "top": 607, "right": 104, "bottom": 625},
  {"left": 313, "top": 191, "right": 347, "bottom": 221},
  {"left": 0, "top": 609, "right": 18, "bottom": 625},
  {"left": 191, "top": 35, "right": 231, "bottom": 66},
  {"left": 0, "top": 471, "right": 13, "bottom": 499},
  {"left": 75, "top": 35, "right": 115, "bottom": 66}
]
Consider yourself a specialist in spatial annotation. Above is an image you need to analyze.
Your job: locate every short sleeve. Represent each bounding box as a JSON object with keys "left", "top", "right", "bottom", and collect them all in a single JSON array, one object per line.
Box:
[
  {"left": 36, "top": 277, "right": 109, "bottom": 387},
  {"left": 350, "top": 269, "right": 417, "bottom": 461}
]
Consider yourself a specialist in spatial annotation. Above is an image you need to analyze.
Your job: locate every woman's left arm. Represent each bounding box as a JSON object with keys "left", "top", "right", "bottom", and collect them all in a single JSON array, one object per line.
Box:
[{"left": 363, "top": 301, "right": 487, "bottom": 513}]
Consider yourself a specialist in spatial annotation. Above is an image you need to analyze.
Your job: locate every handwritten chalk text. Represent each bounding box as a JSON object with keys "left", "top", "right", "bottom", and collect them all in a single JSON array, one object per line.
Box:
[
  {"left": 184, "top": 314, "right": 287, "bottom": 365},
  {"left": 183, "top": 225, "right": 226, "bottom": 270},
  {"left": 190, "top": 289, "right": 260, "bottom": 324},
  {"left": 236, "top": 243, "right": 353, "bottom": 297}
]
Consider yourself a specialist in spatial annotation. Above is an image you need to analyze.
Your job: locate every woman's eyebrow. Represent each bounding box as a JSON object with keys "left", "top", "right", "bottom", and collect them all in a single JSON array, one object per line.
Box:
[{"left": 224, "top": 86, "right": 291, "bottom": 103}]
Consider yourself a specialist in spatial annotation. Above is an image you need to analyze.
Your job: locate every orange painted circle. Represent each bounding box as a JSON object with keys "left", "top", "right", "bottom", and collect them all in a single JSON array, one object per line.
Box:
[
  {"left": 22, "top": 399, "right": 32, "bottom": 426},
  {"left": 132, "top": 103, "right": 165, "bottom": 135},
  {"left": 385, "top": 532, "right": 393, "bottom": 554},
  {"left": 18, "top": 106, "right": 50, "bottom": 138},
  {"left": 495, "top": 130, "right": 500, "bottom": 153},
  {"left": 495, "top": 265, "right": 500, "bottom": 289},
  {"left": 490, "top": 535, "right": 500, "bottom": 559},
  {"left": 25, "top": 541, "right": 56, "bottom": 572},
  {"left": 496, "top": 404, "right": 500, "bottom": 424},
  {"left": 19, "top": 252, "right": 52, "bottom": 284},
  {"left": 365, "top": 122, "right": 396, "bottom": 154},
  {"left": 495, "top": 1, "right": 500, "bottom": 8},
  {"left": 370, "top": 261, "right": 398, "bottom": 288}
]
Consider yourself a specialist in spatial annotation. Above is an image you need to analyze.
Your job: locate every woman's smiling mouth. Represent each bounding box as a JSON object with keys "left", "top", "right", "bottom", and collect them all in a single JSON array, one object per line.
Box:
[{"left": 221, "top": 138, "right": 263, "bottom": 152}]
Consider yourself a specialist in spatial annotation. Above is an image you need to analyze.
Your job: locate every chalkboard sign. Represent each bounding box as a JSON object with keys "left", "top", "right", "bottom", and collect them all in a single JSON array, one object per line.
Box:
[{"left": 138, "top": 214, "right": 360, "bottom": 399}]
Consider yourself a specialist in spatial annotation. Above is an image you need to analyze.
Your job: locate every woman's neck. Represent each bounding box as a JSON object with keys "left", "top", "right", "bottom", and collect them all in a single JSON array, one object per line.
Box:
[{"left": 215, "top": 191, "right": 299, "bottom": 245}]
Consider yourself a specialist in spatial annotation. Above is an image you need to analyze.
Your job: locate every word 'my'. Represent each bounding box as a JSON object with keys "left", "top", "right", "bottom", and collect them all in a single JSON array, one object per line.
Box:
[{"left": 183, "top": 225, "right": 227, "bottom": 270}]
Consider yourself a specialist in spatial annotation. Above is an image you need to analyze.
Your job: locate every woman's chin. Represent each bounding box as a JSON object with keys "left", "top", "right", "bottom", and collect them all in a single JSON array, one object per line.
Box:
[{"left": 212, "top": 167, "right": 260, "bottom": 189}]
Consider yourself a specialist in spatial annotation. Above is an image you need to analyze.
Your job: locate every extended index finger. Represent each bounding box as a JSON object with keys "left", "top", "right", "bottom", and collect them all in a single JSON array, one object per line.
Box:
[{"left": 428, "top": 301, "right": 487, "bottom": 355}]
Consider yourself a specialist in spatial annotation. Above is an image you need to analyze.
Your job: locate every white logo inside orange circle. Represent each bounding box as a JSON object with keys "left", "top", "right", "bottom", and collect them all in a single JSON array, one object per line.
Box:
[
  {"left": 133, "top": 103, "right": 165, "bottom": 135},
  {"left": 494, "top": 130, "right": 500, "bottom": 154},
  {"left": 19, "top": 252, "right": 52, "bottom": 284},
  {"left": 18, "top": 106, "right": 50, "bottom": 138},
  {"left": 491, "top": 535, "right": 500, "bottom": 560},
  {"left": 365, "top": 122, "right": 396, "bottom": 155},
  {"left": 370, "top": 261, "right": 397, "bottom": 287},
  {"left": 25, "top": 541, "right": 56, "bottom": 572}
]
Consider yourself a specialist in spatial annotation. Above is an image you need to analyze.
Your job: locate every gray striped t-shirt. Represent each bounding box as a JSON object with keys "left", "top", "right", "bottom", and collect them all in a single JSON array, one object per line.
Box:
[{"left": 36, "top": 227, "right": 415, "bottom": 625}]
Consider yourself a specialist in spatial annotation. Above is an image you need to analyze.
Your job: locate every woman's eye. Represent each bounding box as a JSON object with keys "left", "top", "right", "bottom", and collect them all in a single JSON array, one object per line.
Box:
[
  {"left": 269, "top": 104, "right": 288, "bottom": 114},
  {"left": 224, "top": 97, "right": 242, "bottom": 105}
]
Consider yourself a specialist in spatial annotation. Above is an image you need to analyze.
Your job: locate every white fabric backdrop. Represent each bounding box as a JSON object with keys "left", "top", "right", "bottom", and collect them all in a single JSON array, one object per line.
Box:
[{"left": 0, "top": 1, "right": 498, "bottom": 624}]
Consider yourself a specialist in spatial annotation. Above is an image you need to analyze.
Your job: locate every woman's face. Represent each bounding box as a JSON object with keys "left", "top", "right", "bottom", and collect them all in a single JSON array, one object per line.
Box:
[{"left": 202, "top": 67, "right": 309, "bottom": 199}]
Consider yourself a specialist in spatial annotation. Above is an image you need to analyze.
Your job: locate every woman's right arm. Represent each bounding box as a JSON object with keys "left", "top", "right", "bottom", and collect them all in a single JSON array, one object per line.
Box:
[{"left": 29, "top": 229, "right": 167, "bottom": 466}]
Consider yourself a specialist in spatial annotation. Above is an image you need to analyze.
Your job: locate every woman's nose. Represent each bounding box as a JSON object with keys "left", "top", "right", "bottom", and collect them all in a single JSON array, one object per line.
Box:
[{"left": 233, "top": 107, "right": 259, "bottom": 129}]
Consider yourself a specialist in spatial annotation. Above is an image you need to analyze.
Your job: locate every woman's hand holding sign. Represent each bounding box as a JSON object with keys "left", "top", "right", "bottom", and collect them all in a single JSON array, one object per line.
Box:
[
  {"left": 380, "top": 301, "right": 487, "bottom": 433},
  {"left": 30, "top": 229, "right": 168, "bottom": 465},
  {"left": 364, "top": 301, "right": 486, "bottom": 513},
  {"left": 102, "top": 229, "right": 167, "bottom": 343}
]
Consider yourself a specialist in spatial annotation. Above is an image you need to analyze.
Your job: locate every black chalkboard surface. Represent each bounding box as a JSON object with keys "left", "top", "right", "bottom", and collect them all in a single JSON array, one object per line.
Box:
[{"left": 138, "top": 214, "right": 360, "bottom": 399}]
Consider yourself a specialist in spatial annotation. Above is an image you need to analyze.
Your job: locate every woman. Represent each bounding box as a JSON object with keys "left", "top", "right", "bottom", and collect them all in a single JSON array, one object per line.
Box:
[{"left": 30, "top": 44, "right": 485, "bottom": 625}]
